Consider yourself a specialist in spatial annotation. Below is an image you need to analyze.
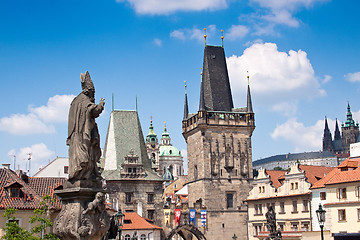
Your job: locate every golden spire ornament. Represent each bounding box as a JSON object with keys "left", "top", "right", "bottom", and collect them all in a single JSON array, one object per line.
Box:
[
  {"left": 221, "top": 29, "right": 224, "bottom": 47},
  {"left": 204, "top": 28, "right": 207, "bottom": 45}
]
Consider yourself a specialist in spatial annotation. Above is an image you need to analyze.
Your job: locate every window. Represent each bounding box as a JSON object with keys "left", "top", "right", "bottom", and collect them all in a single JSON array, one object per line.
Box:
[
  {"left": 356, "top": 186, "right": 360, "bottom": 197},
  {"left": 254, "top": 224, "right": 262, "bottom": 236},
  {"left": 64, "top": 166, "right": 69, "bottom": 174},
  {"left": 148, "top": 210, "right": 155, "bottom": 220},
  {"left": 301, "top": 222, "right": 310, "bottom": 231},
  {"left": 140, "top": 234, "right": 146, "bottom": 240},
  {"left": 125, "top": 234, "right": 131, "bottom": 240},
  {"left": 303, "top": 200, "right": 309, "bottom": 212},
  {"left": 291, "top": 222, "right": 298, "bottom": 231},
  {"left": 262, "top": 186, "right": 265, "bottom": 193},
  {"left": 279, "top": 202, "right": 285, "bottom": 213},
  {"left": 337, "top": 188, "right": 347, "bottom": 199},
  {"left": 8, "top": 219, "right": 20, "bottom": 226},
  {"left": 125, "top": 193, "right": 132, "bottom": 203},
  {"left": 226, "top": 193, "right": 234, "bottom": 209},
  {"left": 259, "top": 186, "right": 262, "bottom": 193},
  {"left": 194, "top": 165, "right": 198, "bottom": 180},
  {"left": 358, "top": 209, "right": 360, "bottom": 221},
  {"left": 255, "top": 204, "right": 263, "bottom": 215},
  {"left": 295, "top": 182, "right": 298, "bottom": 190},
  {"left": 278, "top": 222, "right": 285, "bottom": 231},
  {"left": 338, "top": 209, "right": 346, "bottom": 221},
  {"left": 291, "top": 183, "right": 294, "bottom": 190},
  {"left": 10, "top": 188, "right": 20, "bottom": 197},
  {"left": 320, "top": 192, "right": 326, "bottom": 200},
  {"left": 147, "top": 193, "right": 154, "bottom": 203},
  {"left": 292, "top": 200, "right": 298, "bottom": 213}
]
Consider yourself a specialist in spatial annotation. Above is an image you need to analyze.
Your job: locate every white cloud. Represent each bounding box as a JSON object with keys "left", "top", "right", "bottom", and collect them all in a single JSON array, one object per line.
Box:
[
  {"left": 227, "top": 42, "right": 325, "bottom": 116},
  {"left": 117, "top": 0, "right": 228, "bottom": 15},
  {"left": 29, "top": 94, "right": 75, "bottom": 123},
  {"left": 271, "top": 118, "right": 330, "bottom": 152},
  {"left": 322, "top": 75, "right": 332, "bottom": 84},
  {"left": 0, "top": 94, "right": 74, "bottom": 135},
  {"left": 345, "top": 72, "right": 360, "bottom": 82},
  {"left": 248, "top": 0, "right": 328, "bottom": 34},
  {"left": 0, "top": 113, "right": 55, "bottom": 135},
  {"left": 7, "top": 143, "right": 55, "bottom": 174},
  {"left": 170, "top": 25, "right": 217, "bottom": 42},
  {"left": 225, "top": 25, "right": 249, "bottom": 40},
  {"left": 271, "top": 101, "right": 298, "bottom": 117},
  {"left": 153, "top": 38, "right": 162, "bottom": 46}
]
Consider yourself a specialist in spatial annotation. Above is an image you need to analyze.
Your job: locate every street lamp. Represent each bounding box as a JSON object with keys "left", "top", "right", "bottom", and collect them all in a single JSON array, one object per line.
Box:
[
  {"left": 232, "top": 234, "right": 237, "bottom": 240},
  {"left": 114, "top": 209, "right": 125, "bottom": 240},
  {"left": 316, "top": 204, "right": 326, "bottom": 240}
]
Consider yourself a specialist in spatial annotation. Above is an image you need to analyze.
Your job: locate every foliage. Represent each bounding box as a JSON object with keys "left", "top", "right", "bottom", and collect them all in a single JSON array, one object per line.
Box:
[
  {"left": 1, "top": 195, "right": 60, "bottom": 240},
  {"left": 273, "top": 166, "right": 284, "bottom": 171}
]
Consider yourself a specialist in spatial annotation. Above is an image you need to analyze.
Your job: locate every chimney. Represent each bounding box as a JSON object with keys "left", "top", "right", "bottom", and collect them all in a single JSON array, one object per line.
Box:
[{"left": 2, "top": 163, "right": 10, "bottom": 169}]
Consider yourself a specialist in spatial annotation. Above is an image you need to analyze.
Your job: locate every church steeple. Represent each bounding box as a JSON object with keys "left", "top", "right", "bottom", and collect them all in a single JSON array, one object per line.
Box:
[
  {"left": 146, "top": 117, "right": 157, "bottom": 144},
  {"left": 184, "top": 82, "right": 189, "bottom": 119},
  {"left": 334, "top": 118, "right": 341, "bottom": 140},
  {"left": 247, "top": 74, "right": 253, "bottom": 113},
  {"left": 161, "top": 122, "right": 171, "bottom": 145},
  {"left": 344, "top": 102, "right": 356, "bottom": 127},
  {"left": 323, "top": 116, "right": 333, "bottom": 152}
]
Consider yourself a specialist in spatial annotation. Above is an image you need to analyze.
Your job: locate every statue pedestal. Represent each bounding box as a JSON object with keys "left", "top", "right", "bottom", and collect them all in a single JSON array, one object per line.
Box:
[{"left": 54, "top": 180, "right": 110, "bottom": 240}]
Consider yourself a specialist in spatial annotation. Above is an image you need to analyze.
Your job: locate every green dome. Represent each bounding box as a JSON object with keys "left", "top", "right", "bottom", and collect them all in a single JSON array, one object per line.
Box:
[{"left": 159, "top": 145, "right": 182, "bottom": 157}]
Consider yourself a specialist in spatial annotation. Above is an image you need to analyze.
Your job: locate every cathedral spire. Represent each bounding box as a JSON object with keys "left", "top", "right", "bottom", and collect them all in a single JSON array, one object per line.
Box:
[
  {"left": 247, "top": 73, "right": 253, "bottom": 113},
  {"left": 323, "top": 116, "right": 333, "bottom": 152},
  {"left": 334, "top": 118, "right": 341, "bottom": 140},
  {"left": 183, "top": 81, "right": 189, "bottom": 119}
]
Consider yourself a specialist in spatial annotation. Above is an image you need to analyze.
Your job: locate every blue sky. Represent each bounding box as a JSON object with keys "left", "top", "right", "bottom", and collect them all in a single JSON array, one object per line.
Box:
[{"left": 1, "top": 0, "right": 360, "bottom": 175}]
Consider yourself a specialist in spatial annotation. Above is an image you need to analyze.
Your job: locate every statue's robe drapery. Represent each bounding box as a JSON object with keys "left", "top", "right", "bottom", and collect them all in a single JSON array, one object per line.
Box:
[{"left": 67, "top": 92, "right": 103, "bottom": 181}]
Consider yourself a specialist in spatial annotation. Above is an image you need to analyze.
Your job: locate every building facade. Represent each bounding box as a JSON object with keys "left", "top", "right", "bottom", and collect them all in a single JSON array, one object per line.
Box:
[
  {"left": 182, "top": 45, "right": 255, "bottom": 240},
  {"left": 33, "top": 157, "right": 69, "bottom": 178},
  {"left": 247, "top": 163, "right": 334, "bottom": 240},
  {"left": 102, "top": 110, "right": 164, "bottom": 229}
]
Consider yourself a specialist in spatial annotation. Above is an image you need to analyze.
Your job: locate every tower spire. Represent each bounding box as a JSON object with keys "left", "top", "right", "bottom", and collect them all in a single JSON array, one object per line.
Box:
[
  {"left": 334, "top": 118, "right": 341, "bottom": 140},
  {"left": 199, "top": 70, "right": 206, "bottom": 111},
  {"left": 323, "top": 116, "right": 333, "bottom": 152},
  {"left": 345, "top": 101, "right": 355, "bottom": 127},
  {"left": 184, "top": 81, "right": 189, "bottom": 120},
  {"left": 247, "top": 72, "right": 253, "bottom": 113}
]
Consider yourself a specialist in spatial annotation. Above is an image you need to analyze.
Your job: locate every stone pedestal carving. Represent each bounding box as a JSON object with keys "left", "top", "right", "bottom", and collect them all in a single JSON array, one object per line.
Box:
[{"left": 54, "top": 180, "right": 110, "bottom": 240}]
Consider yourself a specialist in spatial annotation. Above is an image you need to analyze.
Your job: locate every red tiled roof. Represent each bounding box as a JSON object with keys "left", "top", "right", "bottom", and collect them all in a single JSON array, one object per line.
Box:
[
  {"left": 121, "top": 212, "right": 162, "bottom": 230},
  {"left": 0, "top": 168, "right": 65, "bottom": 210},
  {"left": 299, "top": 165, "right": 335, "bottom": 185},
  {"left": 265, "top": 170, "right": 286, "bottom": 189},
  {"left": 311, "top": 157, "right": 360, "bottom": 188}
]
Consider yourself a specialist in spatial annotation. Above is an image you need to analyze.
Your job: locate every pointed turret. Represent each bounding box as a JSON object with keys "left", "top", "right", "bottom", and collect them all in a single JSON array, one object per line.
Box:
[
  {"left": 184, "top": 82, "right": 189, "bottom": 119},
  {"left": 334, "top": 118, "right": 341, "bottom": 140},
  {"left": 323, "top": 116, "right": 333, "bottom": 152},
  {"left": 199, "top": 78, "right": 206, "bottom": 111},
  {"left": 200, "top": 45, "right": 234, "bottom": 111},
  {"left": 161, "top": 122, "right": 171, "bottom": 145},
  {"left": 146, "top": 117, "right": 157, "bottom": 144},
  {"left": 344, "top": 102, "right": 356, "bottom": 127},
  {"left": 247, "top": 75, "right": 253, "bottom": 113}
]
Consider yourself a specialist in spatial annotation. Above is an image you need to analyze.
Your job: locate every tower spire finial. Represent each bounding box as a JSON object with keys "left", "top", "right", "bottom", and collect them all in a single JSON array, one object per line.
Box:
[
  {"left": 199, "top": 68, "right": 206, "bottom": 111},
  {"left": 183, "top": 81, "right": 189, "bottom": 120},
  {"left": 247, "top": 71, "right": 250, "bottom": 85},
  {"left": 221, "top": 29, "right": 224, "bottom": 47},
  {"left": 247, "top": 71, "right": 253, "bottom": 113},
  {"left": 204, "top": 28, "right": 207, "bottom": 46}
]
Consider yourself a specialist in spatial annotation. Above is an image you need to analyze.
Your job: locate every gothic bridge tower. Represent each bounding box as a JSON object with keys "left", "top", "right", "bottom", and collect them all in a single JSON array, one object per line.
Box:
[{"left": 182, "top": 45, "right": 255, "bottom": 240}]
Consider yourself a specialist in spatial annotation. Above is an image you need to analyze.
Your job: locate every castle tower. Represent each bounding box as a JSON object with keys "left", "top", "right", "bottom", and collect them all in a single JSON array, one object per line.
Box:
[
  {"left": 146, "top": 117, "right": 159, "bottom": 171},
  {"left": 341, "top": 102, "right": 359, "bottom": 153},
  {"left": 182, "top": 45, "right": 255, "bottom": 240}
]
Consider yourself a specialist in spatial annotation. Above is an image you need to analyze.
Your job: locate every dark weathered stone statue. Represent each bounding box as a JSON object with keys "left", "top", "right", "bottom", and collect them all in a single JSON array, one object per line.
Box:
[
  {"left": 54, "top": 72, "right": 110, "bottom": 240},
  {"left": 265, "top": 206, "right": 282, "bottom": 240},
  {"left": 67, "top": 71, "right": 104, "bottom": 182}
]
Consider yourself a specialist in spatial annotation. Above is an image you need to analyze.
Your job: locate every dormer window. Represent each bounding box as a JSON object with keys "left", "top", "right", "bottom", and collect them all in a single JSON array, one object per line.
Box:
[{"left": 10, "top": 188, "right": 20, "bottom": 197}]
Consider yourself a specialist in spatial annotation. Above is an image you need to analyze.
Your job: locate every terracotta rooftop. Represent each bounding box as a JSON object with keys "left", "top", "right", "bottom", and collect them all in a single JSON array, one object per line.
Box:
[
  {"left": 121, "top": 212, "right": 162, "bottom": 231},
  {"left": 311, "top": 157, "right": 360, "bottom": 188},
  {"left": 265, "top": 170, "right": 286, "bottom": 189},
  {"left": 0, "top": 168, "right": 65, "bottom": 210}
]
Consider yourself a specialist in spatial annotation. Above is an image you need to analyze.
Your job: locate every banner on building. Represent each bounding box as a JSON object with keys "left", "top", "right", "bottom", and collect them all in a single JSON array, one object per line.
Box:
[
  {"left": 189, "top": 209, "right": 196, "bottom": 225},
  {"left": 175, "top": 209, "right": 181, "bottom": 225},
  {"left": 164, "top": 209, "right": 171, "bottom": 226},
  {"left": 201, "top": 210, "right": 207, "bottom": 227}
]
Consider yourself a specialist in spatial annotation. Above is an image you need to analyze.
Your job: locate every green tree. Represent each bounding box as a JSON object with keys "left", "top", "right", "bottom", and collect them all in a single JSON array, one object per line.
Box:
[{"left": 1, "top": 195, "right": 59, "bottom": 240}]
